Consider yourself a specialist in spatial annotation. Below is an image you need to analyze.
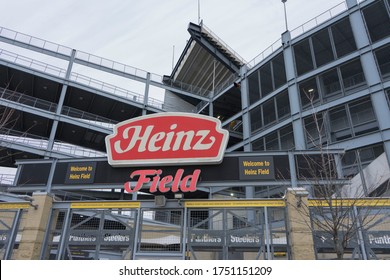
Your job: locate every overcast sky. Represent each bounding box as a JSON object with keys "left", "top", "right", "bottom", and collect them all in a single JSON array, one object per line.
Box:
[{"left": 0, "top": 0, "right": 346, "bottom": 76}]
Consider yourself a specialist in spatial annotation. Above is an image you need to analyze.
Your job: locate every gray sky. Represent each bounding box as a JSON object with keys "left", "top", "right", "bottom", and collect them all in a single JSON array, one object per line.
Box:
[{"left": 1, "top": 0, "right": 345, "bottom": 76}]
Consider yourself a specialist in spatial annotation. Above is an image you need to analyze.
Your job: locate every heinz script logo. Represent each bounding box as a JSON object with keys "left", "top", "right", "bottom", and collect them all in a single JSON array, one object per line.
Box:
[{"left": 106, "top": 113, "right": 229, "bottom": 167}]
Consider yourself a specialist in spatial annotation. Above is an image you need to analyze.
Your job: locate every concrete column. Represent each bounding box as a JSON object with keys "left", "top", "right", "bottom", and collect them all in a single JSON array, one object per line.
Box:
[
  {"left": 285, "top": 188, "right": 315, "bottom": 260},
  {"left": 282, "top": 30, "right": 307, "bottom": 150},
  {"left": 239, "top": 66, "right": 255, "bottom": 201},
  {"left": 348, "top": 1, "right": 369, "bottom": 49},
  {"left": 346, "top": 0, "right": 357, "bottom": 9},
  {"left": 370, "top": 91, "right": 390, "bottom": 164},
  {"left": 14, "top": 192, "right": 54, "bottom": 260}
]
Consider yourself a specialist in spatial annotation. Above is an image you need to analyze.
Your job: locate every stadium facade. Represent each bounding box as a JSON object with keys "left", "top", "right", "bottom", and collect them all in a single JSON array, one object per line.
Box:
[{"left": 0, "top": 0, "right": 390, "bottom": 260}]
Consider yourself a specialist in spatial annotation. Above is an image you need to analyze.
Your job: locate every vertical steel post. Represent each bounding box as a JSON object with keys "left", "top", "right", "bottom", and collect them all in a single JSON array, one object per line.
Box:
[
  {"left": 353, "top": 205, "right": 368, "bottom": 260},
  {"left": 264, "top": 206, "right": 272, "bottom": 260},
  {"left": 40, "top": 208, "right": 55, "bottom": 259},
  {"left": 56, "top": 208, "right": 72, "bottom": 260},
  {"left": 181, "top": 206, "right": 188, "bottom": 259},
  {"left": 132, "top": 207, "right": 142, "bottom": 260},
  {"left": 4, "top": 209, "right": 23, "bottom": 259}
]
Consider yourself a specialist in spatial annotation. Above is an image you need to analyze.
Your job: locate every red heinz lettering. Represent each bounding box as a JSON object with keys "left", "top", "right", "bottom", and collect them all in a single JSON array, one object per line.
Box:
[
  {"left": 124, "top": 169, "right": 201, "bottom": 193},
  {"left": 106, "top": 113, "right": 229, "bottom": 167}
]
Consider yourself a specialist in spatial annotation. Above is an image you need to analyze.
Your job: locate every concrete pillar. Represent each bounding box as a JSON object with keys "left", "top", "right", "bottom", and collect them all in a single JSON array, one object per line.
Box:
[
  {"left": 282, "top": 30, "right": 307, "bottom": 150},
  {"left": 14, "top": 192, "right": 54, "bottom": 260},
  {"left": 285, "top": 188, "right": 315, "bottom": 260}
]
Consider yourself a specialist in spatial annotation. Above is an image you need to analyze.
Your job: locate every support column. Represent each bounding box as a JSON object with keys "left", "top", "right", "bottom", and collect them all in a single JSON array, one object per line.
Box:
[
  {"left": 285, "top": 188, "right": 315, "bottom": 260},
  {"left": 142, "top": 72, "right": 151, "bottom": 115},
  {"left": 240, "top": 65, "right": 255, "bottom": 200},
  {"left": 14, "top": 192, "right": 54, "bottom": 260},
  {"left": 347, "top": 2, "right": 390, "bottom": 175},
  {"left": 46, "top": 49, "right": 76, "bottom": 154},
  {"left": 282, "top": 31, "right": 306, "bottom": 149}
]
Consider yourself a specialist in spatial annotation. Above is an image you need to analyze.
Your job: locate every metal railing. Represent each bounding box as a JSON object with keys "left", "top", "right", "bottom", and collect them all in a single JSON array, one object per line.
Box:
[
  {"left": 0, "top": 49, "right": 67, "bottom": 78},
  {"left": 0, "top": 128, "right": 106, "bottom": 158},
  {"left": 246, "top": 1, "right": 348, "bottom": 69},
  {"left": 0, "top": 49, "right": 171, "bottom": 111},
  {"left": 0, "top": 25, "right": 213, "bottom": 107},
  {"left": 247, "top": 38, "right": 283, "bottom": 69},
  {"left": 69, "top": 72, "right": 145, "bottom": 104},
  {"left": 61, "top": 106, "right": 117, "bottom": 127},
  {"left": 201, "top": 23, "right": 247, "bottom": 65},
  {"left": 51, "top": 141, "right": 106, "bottom": 158},
  {"left": 0, "top": 26, "right": 72, "bottom": 56},
  {"left": 0, "top": 87, "right": 118, "bottom": 129},
  {"left": 0, "top": 87, "right": 58, "bottom": 112},
  {"left": 213, "top": 72, "right": 239, "bottom": 95},
  {"left": 290, "top": 1, "right": 348, "bottom": 39},
  {"left": 75, "top": 51, "right": 213, "bottom": 99}
]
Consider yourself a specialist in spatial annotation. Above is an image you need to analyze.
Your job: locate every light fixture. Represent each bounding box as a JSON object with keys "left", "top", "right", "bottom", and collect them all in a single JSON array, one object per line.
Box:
[
  {"left": 174, "top": 193, "right": 184, "bottom": 199},
  {"left": 308, "top": 88, "right": 314, "bottom": 93},
  {"left": 174, "top": 193, "right": 184, "bottom": 206},
  {"left": 294, "top": 188, "right": 309, "bottom": 208}
]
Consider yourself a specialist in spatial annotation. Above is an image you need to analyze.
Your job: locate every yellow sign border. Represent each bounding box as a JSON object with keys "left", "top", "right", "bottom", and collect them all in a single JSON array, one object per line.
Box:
[
  {"left": 309, "top": 199, "right": 390, "bottom": 207},
  {"left": 185, "top": 200, "right": 285, "bottom": 208},
  {"left": 71, "top": 201, "right": 140, "bottom": 209},
  {"left": 0, "top": 203, "right": 30, "bottom": 209}
]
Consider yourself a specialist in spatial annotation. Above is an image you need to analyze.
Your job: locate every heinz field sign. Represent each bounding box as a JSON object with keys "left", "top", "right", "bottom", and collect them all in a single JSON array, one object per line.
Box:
[
  {"left": 106, "top": 113, "right": 229, "bottom": 167},
  {"left": 105, "top": 113, "right": 229, "bottom": 193}
]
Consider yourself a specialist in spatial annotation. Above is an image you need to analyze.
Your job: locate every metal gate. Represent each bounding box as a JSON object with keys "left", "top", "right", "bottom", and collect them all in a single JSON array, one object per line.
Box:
[
  {"left": 134, "top": 208, "right": 185, "bottom": 259},
  {"left": 187, "top": 207, "right": 290, "bottom": 260},
  {"left": 41, "top": 200, "right": 290, "bottom": 260},
  {"left": 42, "top": 204, "right": 138, "bottom": 260}
]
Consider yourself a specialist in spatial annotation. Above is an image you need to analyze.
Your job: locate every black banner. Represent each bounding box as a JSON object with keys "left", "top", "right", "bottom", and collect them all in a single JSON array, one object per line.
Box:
[{"left": 16, "top": 155, "right": 291, "bottom": 188}]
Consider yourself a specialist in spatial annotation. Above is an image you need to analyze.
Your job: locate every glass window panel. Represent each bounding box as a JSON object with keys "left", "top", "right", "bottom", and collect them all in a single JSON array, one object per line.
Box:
[
  {"left": 272, "top": 53, "right": 287, "bottom": 89},
  {"left": 340, "top": 59, "right": 366, "bottom": 91},
  {"left": 265, "top": 131, "right": 279, "bottom": 150},
  {"left": 293, "top": 39, "right": 314, "bottom": 76},
  {"left": 362, "top": 1, "right": 390, "bottom": 43},
  {"left": 329, "top": 106, "right": 352, "bottom": 141},
  {"left": 342, "top": 144, "right": 384, "bottom": 179},
  {"left": 250, "top": 105, "right": 263, "bottom": 132},
  {"left": 319, "top": 69, "right": 341, "bottom": 99},
  {"left": 304, "top": 113, "right": 327, "bottom": 148},
  {"left": 276, "top": 91, "right": 290, "bottom": 119},
  {"left": 331, "top": 18, "right": 357, "bottom": 58},
  {"left": 359, "top": 144, "right": 384, "bottom": 167},
  {"left": 252, "top": 137, "right": 264, "bottom": 151},
  {"left": 280, "top": 124, "right": 295, "bottom": 150},
  {"left": 342, "top": 150, "right": 358, "bottom": 178},
  {"left": 372, "top": 144, "right": 385, "bottom": 158},
  {"left": 349, "top": 98, "right": 376, "bottom": 126},
  {"left": 375, "top": 45, "right": 390, "bottom": 80},
  {"left": 263, "top": 99, "right": 276, "bottom": 126},
  {"left": 312, "top": 29, "right": 334, "bottom": 67},
  {"left": 299, "top": 78, "right": 319, "bottom": 108},
  {"left": 342, "top": 150, "right": 357, "bottom": 166},
  {"left": 359, "top": 147, "right": 376, "bottom": 162},
  {"left": 260, "top": 62, "right": 273, "bottom": 97},
  {"left": 349, "top": 98, "right": 379, "bottom": 135},
  {"left": 248, "top": 71, "right": 260, "bottom": 105}
]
